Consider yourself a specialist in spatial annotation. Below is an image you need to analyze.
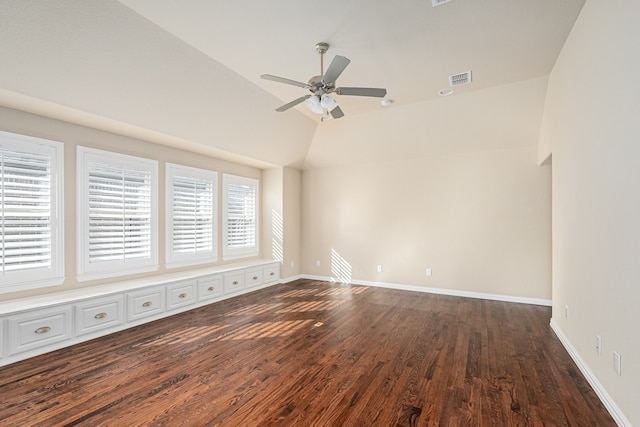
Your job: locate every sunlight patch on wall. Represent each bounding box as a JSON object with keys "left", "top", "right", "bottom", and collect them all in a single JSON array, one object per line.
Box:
[
  {"left": 271, "top": 209, "right": 284, "bottom": 262},
  {"left": 331, "top": 248, "right": 352, "bottom": 283}
]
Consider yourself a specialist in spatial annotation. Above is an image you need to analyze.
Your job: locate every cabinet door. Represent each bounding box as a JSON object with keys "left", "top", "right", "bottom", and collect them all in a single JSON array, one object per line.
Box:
[
  {"left": 75, "top": 294, "right": 125, "bottom": 336},
  {"left": 198, "top": 274, "right": 223, "bottom": 302},
  {"left": 245, "top": 267, "right": 263, "bottom": 289},
  {"left": 127, "top": 287, "right": 165, "bottom": 322},
  {"left": 223, "top": 271, "right": 245, "bottom": 295},
  {"left": 263, "top": 263, "right": 280, "bottom": 284},
  {"left": 166, "top": 280, "right": 197, "bottom": 311},
  {"left": 7, "top": 306, "right": 73, "bottom": 356}
]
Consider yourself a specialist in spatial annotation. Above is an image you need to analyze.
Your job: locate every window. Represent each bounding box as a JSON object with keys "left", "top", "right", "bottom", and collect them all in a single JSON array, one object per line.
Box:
[
  {"left": 222, "top": 173, "right": 259, "bottom": 260},
  {"left": 166, "top": 163, "right": 217, "bottom": 268},
  {"left": 77, "top": 147, "right": 157, "bottom": 281},
  {"left": 0, "top": 131, "right": 64, "bottom": 293}
]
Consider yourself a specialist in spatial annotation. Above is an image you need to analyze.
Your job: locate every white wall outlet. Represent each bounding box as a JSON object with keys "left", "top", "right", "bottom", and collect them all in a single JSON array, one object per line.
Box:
[
  {"left": 316, "top": 260, "right": 321, "bottom": 267},
  {"left": 377, "top": 265, "right": 382, "bottom": 273},
  {"left": 613, "top": 351, "right": 621, "bottom": 375},
  {"left": 596, "top": 335, "right": 602, "bottom": 355},
  {"left": 564, "top": 305, "right": 569, "bottom": 319},
  {"left": 290, "top": 261, "right": 294, "bottom": 268},
  {"left": 426, "top": 268, "right": 432, "bottom": 276}
]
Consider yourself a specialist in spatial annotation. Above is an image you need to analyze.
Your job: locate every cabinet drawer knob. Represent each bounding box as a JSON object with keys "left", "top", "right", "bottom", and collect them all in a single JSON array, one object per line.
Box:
[
  {"left": 232, "top": 281, "right": 239, "bottom": 285},
  {"left": 94, "top": 312, "right": 108, "bottom": 319},
  {"left": 208, "top": 286, "right": 215, "bottom": 291},
  {"left": 35, "top": 326, "right": 51, "bottom": 334},
  {"left": 142, "top": 301, "right": 152, "bottom": 307},
  {"left": 270, "top": 272, "right": 275, "bottom": 276},
  {"left": 179, "top": 293, "right": 187, "bottom": 299},
  {"left": 252, "top": 276, "right": 258, "bottom": 280}
]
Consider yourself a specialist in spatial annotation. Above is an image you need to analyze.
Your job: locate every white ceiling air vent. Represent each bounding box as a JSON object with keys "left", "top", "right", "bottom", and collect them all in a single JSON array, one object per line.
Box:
[
  {"left": 448, "top": 70, "right": 472, "bottom": 86},
  {"left": 432, "top": 0, "right": 452, "bottom": 7}
]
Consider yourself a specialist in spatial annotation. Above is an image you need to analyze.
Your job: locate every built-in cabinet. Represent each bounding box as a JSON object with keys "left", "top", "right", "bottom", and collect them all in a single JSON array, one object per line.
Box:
[{"left": 0, "top": 260, "right": 280, "bottom": 366}]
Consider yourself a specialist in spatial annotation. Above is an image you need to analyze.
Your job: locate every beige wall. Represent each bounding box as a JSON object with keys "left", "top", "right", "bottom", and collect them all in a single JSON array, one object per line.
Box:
[
  {"left": 302, "top": 145, "right": 551, "bottom": 300},
  {"left": 261, "top": 167, "right": 302, "bottom": 280},
  {"left": 539, "top": 0, "right": 640, "bottom": 424},
  {"left": 282, "top": 167, "right": 302, "bottom": 278},
  {"left": 0, "top": 107, "right": 263, "bottom": 301}
]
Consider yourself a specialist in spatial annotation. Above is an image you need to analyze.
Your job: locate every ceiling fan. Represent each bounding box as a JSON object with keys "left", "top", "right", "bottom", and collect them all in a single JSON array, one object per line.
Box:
[{"left": 261, "top": 42, "right": 387, "bottom": 120}]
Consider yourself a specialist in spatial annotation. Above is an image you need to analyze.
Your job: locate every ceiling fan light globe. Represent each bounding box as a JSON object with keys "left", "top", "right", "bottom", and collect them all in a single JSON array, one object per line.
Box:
[
  {"left": 305, "top": 95, "right": 324, "bottom": 114},
  {"left": 320, "top": 94, "right": 338, "bottom": 111}
]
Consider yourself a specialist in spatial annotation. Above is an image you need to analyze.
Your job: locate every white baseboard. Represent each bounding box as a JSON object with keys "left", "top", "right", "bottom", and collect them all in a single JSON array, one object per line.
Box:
[
  {"left": 279, "top": 274, "right": 303, "bottom": 284},
  {"left": 550, "top": 319, "right": 631, "bottom": 427},
  {"left": 297, "top": 275, "right": 551, "bottom": 306}
]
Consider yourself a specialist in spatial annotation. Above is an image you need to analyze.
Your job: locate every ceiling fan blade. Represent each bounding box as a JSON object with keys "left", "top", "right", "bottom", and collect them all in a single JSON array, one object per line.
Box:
[
  {"left": 261, "top": 74, "right": 310, "bottom": 89},
  {"left": 330, "top": 105, "right": 345, "bottom": 119},
  {"left": 323, "top": 55, "right": 351, "bottom": 85},
  {"left": 276, "top": 95, "right": 311, "bottom": 112},
  {"left": 336, "top": 87, "right": 387, "bottom": 97}
]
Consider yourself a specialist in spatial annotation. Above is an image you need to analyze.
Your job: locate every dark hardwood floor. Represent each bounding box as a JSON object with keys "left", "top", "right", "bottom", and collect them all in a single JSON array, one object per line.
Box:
[{"left": 0, "top": 279, "right": 615, "bottom": 426}]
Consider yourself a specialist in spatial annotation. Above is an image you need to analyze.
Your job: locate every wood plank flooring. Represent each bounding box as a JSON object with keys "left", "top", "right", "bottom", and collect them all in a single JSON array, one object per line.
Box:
[{"left": 0, "top": 279, "right": 615, "bottom": 426}]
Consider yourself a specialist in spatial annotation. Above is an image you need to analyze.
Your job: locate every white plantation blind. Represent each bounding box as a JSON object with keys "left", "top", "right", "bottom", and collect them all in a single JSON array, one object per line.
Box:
[
  {"left": 166, "top": 164, "right": 217, "bottom": 267},
  {"left": 0, "top": 132, "right": 64, "bottom": 293},
  {"left": 1, "top": 150, "right": 52, "bottom": 271},
  {"left": 222, "top": 174, "right": 259, "bottom": 260},
  {"left": 88, "top": 163, "right": 152, "bottom": 262},
  {"left": 77, "top": 147, "right": 157, "bottom": 281}
]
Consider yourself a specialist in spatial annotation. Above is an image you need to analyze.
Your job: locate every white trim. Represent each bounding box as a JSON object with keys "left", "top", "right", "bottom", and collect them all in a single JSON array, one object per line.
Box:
[
  {"left": 299, "top": 275, "right": 552, "bottom": 306},
  {"left": 550, "top": 319, "right": 631, "bottom": 427},
  {"left": 280, "top": 274, "right": 304, "bottom": 284}
]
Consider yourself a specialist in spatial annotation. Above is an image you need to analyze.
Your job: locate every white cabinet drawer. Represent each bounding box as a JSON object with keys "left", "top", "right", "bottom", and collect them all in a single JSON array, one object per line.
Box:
[
  {"left": 263, "top": 263, "right": 280, "bottom": 284},
  {"left": 198, "top": 274, "right": 222, "bottom": 302},
  {"left": 166, "top": 280, "right": 196, "bottom": 311},
  {"left": 245, "top": 267, "right": 263, "bottom": 289},
  {"left": 7, "top": 306, "right": 73, "bottom": 356},
  {"left": 127, "top": 287, "right": 165, "bottom": 321},
  {"left": 223, "top": 271, "right": 245, "bottom": 294},
  {"left": 75, "top": 294, "right": 125, "bottom": 336}
]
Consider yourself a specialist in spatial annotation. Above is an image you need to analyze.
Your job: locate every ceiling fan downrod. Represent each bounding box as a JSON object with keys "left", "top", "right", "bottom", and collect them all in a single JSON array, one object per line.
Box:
[{"left": 315, "top": 42, "right": 329, "bottom": 80}]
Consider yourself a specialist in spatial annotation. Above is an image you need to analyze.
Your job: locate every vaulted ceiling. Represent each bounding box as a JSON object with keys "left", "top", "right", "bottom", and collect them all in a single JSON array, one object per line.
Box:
[{"left": 0, "top": 0, "right": 585, "bottom": 169}]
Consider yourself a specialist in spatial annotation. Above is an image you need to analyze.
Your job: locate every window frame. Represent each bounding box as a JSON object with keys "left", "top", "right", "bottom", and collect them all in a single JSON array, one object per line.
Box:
[
  {"left": 0, "top": 131, "right": 65, "bottom": 293},
  {"left": 165, "top": 163, "right": 218, "bottom": 269},
  {"left": 222, "top": 173, "right": 259, "bottom": 261},
  {"left": 76, "top": 146, "right": 158, "bottom": 282}
]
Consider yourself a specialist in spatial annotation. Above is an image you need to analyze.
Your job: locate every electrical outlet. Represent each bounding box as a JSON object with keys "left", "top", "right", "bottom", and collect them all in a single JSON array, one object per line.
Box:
[
  {"left": 377, "top": 265, "right": 382, "bottom": 273},
  {"left": 290, "top": 261, "right": 294, "bottom": 268},
  {"left": 426, "top": 268, "right": 432, "bottom": 277},
  {"left": 564, "top": 305, "right": 569, "bottom": 319},
  {"left": 613, "top": 351, "right": 621, "bottom": 375},
  {"left": 596, "top": 335, "right": 602, "bottom": 355},
  {"left": 316, "top": 260, "right": 321, "bottom": 267}
]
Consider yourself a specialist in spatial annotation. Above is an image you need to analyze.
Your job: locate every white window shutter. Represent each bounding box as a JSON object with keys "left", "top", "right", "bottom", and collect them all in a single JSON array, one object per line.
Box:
[
  {"left": 166, "top": 164, "right": 217, "bottom": 268},
  {"left": 77, "top": 147, "right": 157, "bottom": 281},
  {"left": 222, "top": 174, "right": 259, "bottom": 260},
  {"left": 0, "top": 131, "right": 64, "bottom": 293}
]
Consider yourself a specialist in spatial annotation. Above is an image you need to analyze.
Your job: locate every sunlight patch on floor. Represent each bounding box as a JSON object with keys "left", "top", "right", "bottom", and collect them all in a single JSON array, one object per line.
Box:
[
  {"left": 140, "top": 325, "right": 228, "bottom": 347},
  {"left": 225, "top": 303, "right": 284, "bottom": 316},
  {"left": 214, "top": 320, "right": 314, "bottom": 341},
  {"left": 276, "top": 300, "right": 346, "bottom": 313}
]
